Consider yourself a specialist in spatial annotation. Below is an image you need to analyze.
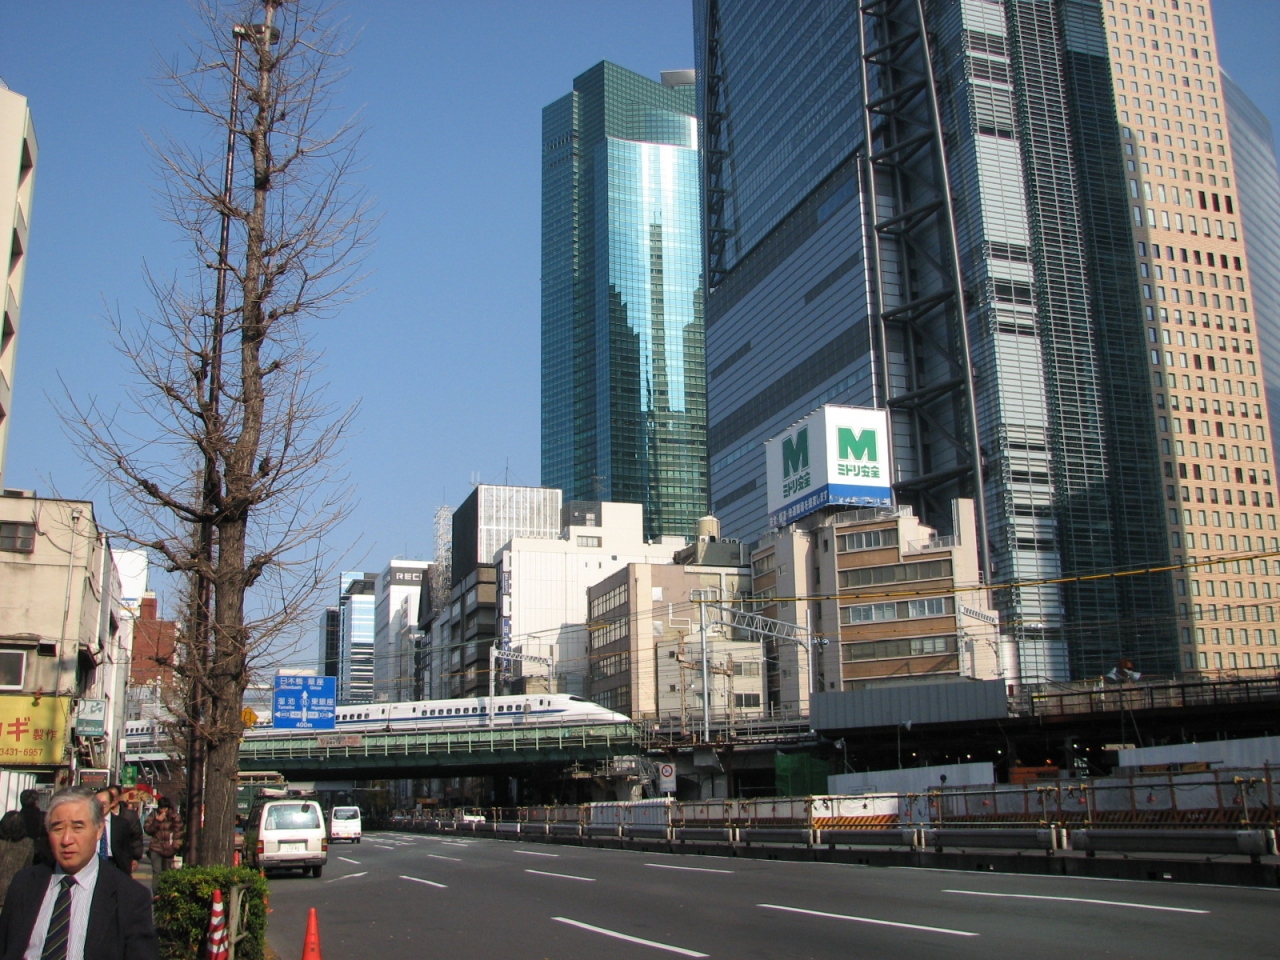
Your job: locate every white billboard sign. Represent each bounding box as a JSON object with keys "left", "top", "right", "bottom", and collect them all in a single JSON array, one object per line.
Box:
[{"left": 764, "top": 404, "right": 892, "bottom": 527}]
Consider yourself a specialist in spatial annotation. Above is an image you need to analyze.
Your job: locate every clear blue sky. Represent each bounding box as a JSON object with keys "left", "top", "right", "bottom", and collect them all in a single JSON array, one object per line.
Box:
[{"left": 1, "top": 1, "right": 1278, "bottom": 600}]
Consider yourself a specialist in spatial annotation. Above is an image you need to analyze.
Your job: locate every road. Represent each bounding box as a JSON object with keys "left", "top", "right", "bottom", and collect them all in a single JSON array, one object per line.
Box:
[{"left": 263, "top": 831, "right": 1279, "bottom": 959}]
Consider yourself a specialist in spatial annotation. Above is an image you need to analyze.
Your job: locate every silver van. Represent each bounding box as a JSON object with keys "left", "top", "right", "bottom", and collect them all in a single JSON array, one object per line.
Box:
[{"left": 245, "top": 798, "right": 328, "bottom": 877}]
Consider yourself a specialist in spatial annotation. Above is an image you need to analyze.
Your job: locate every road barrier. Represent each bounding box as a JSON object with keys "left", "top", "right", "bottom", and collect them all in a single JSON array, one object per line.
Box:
[{"left": 400, "top": 766, "right": 1277, "bottom": 862}]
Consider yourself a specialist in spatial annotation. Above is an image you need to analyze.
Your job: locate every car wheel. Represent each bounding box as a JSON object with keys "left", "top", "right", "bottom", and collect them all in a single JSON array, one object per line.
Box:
[
  {"left": 355, "top": 838, "right": 361, "bottom": 844},
  {"left": 312, "top": 865, "right": 323, "bottom": 878}
]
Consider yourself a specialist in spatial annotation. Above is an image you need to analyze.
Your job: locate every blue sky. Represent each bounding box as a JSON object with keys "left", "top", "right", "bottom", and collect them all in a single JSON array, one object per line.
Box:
[{"left": 1, "top": 1, "right": 1278, "bottom": 606}]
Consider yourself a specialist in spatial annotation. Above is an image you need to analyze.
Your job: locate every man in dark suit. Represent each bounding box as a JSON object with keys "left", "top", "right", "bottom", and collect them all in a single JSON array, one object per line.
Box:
[
  {"left": 92, "top": 790, "right": 143, "bottom": 877},
  {"left": 0, "top": 786, "right": 157, "bottom": 960},
  {"left": 17, "top": 791, "right": 52, "bottom": 867}
]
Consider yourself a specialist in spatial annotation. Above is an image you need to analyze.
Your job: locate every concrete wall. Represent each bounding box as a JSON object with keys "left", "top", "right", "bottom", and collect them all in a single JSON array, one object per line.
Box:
[
  {"left": 1116, "top": 735, "right": 1280, "bottom": 770},
  {"left": 828, "top": 761, "right": 996, "bottom": 797}
]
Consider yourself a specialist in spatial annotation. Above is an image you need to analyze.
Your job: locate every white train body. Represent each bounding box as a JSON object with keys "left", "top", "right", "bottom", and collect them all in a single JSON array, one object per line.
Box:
[{"left": 240, "top": 694, "right": 630, "bottom": 739}]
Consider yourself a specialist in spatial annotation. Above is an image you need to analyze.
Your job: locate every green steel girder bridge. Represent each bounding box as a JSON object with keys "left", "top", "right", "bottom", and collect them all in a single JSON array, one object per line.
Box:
[{"left": 236, "top": 723, "right": 644, "bottom": 780}]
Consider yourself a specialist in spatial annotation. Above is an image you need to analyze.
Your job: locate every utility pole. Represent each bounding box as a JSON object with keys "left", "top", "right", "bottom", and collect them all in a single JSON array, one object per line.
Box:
[{"left": 698, "top": 594, "right": 710, "bottom": 742}]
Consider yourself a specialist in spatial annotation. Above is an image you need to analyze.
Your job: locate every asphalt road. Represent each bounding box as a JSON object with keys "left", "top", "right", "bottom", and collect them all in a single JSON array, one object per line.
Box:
[{"left": 262, "top": 832, "right": 1279, "bottom": 960}]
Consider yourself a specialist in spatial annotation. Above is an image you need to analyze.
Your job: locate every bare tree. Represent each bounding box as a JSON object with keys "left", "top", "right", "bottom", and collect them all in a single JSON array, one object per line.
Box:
[{"left": 64, "top": 0, "right": 369, "bottom": 865}]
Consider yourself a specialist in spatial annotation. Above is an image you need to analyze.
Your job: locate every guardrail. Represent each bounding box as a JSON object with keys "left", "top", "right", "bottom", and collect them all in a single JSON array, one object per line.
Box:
[
  {"left": 395, "top": 767, "right": 1278, "bottom": 863},
  {"left": 398, "top": 815, "right": 1276, "bottom": 862}
]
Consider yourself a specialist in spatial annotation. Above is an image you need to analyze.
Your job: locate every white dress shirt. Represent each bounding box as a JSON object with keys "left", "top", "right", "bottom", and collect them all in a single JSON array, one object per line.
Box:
[{"left": 23, "top": 853, "right": 100, "bottom": 960}]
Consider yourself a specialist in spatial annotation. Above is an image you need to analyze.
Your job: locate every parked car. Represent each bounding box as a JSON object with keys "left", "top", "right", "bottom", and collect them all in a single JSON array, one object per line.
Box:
[
  {"left": 244, "top": 798, "right": 328, "bottom": 877},
  {"left": 328, "top": 806, "right": 362, "bottom": 843}
]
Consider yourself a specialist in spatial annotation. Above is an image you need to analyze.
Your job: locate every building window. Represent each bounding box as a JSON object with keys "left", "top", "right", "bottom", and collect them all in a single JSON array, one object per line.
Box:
[
  {"left": 840, "top": 597, "right": 954, "bottom": 624},
  {"left": 836, "top": 528, "right": 899, "bottom": 553},
  {"left": 838, "top": 559, "right": 952, "bottom": 589},
  {"left": 576, "top": 535, "right": 602, "bottom": 548},
  {"left": 734, "top": 693, "right": 762, "bottom": 708},
  {"left": 0, "top": 651, "right": 23, "bottom": 690},
  {"left": 0, "top": 522, "right": 35, "bottom": 554}
]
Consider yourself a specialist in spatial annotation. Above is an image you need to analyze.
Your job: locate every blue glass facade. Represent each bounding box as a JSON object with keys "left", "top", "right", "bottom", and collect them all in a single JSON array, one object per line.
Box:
[
  {"left": 542, "top": 62, "right": 706, "bottom": 540},
  {"left": 338, "top": 571, "right": 376, "bottom": 704},
  {"left": 1223, "top": 71, "right": 1280, "bottom": 471},
  {"left": 698, "top": 0, "right": 1175, "bottom": 682}
]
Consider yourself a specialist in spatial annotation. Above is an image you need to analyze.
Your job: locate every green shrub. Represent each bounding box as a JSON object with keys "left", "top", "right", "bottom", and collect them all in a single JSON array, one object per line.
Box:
[{"left": 153, "top": 866, "right": 270, "bottom": 960}]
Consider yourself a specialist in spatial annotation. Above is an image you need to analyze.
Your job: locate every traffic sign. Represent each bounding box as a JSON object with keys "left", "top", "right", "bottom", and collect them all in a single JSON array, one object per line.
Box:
[
  {"left": 272, "top": 675, "right": 336, "bottom": 730},
  {"left": 122, "top": 764, "right": 138, "bottom": 787},
  {"left": 658, "top": 762, "right": 677, "bottom": 793},
  {"left": 241, "top": 707, "right": 259, "bottom": 729}
]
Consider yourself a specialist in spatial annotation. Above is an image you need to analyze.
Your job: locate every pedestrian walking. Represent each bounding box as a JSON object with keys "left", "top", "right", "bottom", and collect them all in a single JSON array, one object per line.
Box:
[
  {"left": 142, "top": 799, "right": 182, "bottom": 891},
  {"left": 0, "top": 813, "right": 33, "bottom": 910}
]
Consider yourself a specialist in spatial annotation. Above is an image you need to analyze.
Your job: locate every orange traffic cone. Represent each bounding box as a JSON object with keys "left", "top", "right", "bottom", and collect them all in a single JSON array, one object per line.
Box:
[
  {"left": 204, "top": 888, "right": 229, "bottom": 960},
  {"left": 301, "top": 907, "right": 322, "bottom": 960}
]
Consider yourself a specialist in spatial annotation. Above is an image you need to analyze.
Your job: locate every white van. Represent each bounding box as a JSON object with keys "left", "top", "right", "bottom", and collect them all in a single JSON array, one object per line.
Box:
[
  {"left": 328, "top": 806, "right": 362, "bottom": 843},
  {"left": 245, "top": 798, "right": 328, "bottom": 877}
]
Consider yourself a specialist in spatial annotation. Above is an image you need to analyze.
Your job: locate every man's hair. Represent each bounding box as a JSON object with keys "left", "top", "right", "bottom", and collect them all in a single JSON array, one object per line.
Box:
[
  {"left": 46, "top": 787, "right": 104, "bottom": 829},
  {"left": 108, "top": 784, "right": 123, "bottom": 797},
  {"left": 19, "top": 789, "right": 39, "bottom": 807}
]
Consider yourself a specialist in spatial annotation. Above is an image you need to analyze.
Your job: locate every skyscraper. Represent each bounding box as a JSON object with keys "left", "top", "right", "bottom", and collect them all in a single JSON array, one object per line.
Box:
[
  {"left": 1109, "top": 0, "right": 1280, "bottom": 675},
  {"left": 1222, "top": 71, "right": 1280, "bottom": 470},
  {"left": 697, "top": 0, "right": 1177, "bottom": 682},
  {"left": 541, "top": 62, "right": 706, "bottom": 541},
  {"left": 337, "top": 571, "right": 376, "bottom": 704},
  {"left": 0, "top": 82, "right": 36, "bottom": 489}
]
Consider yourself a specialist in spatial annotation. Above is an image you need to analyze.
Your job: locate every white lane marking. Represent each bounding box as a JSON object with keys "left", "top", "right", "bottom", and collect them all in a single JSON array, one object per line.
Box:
[
  {"left": 338, "top": 857, "right": 361, "bottom": 864},
  {"left": 943, "top": 889, "right": 1209, "bottom": 915},
  {"left": 525, "top": 868, "right": 596, "bottom": 882},
  {"left": 428, "top": 854, "right": 462, "bottom": 861},
  {"left": 326, "top": 871, "right": 367, "bottom": 882},
  {"left": 514, "top": 849, "right": 559, "bottom": 858},
  {"left": 758, "top": 904, "right": 978, "bottom": 938},
  {"left": 553, "top": 917, "right": 708, "bottom": 957},
  {"left": 400, "top": 875, "right": 447, "bottom": 888},
  {"left": 645, "top": 863, "right": 733, "bottom": 875}
]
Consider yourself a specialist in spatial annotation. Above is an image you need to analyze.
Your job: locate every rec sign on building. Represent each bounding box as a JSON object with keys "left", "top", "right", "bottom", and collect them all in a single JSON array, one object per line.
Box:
[{"left": 765, "top": 404, "right": 893, "bottom": 527}]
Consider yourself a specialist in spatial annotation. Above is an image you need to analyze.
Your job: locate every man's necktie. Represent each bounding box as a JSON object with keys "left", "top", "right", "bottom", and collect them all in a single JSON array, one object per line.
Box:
[
  {"left": 39, "top": 876, "right": 75, "bottom": 960},
  {"left": 98, "top": 820, "right": 108, "bottom": 860}
]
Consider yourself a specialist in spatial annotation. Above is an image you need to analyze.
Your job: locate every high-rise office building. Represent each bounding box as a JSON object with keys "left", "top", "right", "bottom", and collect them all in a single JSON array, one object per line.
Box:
[
  {"left": 372, "top": 560, "right": 431, "bottom": 702},
  {"left": 697, "top": 0, "right": 1178, "bottom": 682},
  {"left": 337, "top": 571, "right": 376, "bottom": 704},
  {"left": 0, "top": 82, "right": 36, "bottom": 489},
  {"left": 541, "top": 62, "right": 707, "bottom": 541},
  {"left": 1222, "top": 71, "right": 1280, "bottom": 470},
  {"left": 1109, "top": 0, "right": 1280, "bottom": 675}
]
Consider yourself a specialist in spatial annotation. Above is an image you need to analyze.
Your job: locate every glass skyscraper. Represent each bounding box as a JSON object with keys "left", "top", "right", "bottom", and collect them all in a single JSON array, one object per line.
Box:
[
  {"left": 697, "top": 0, "right": 1177, "bottom": 682},
  {"left": 337, "top": 571, "right": 376, "bottom": 704},
  {"left": 1223, "top": 71, "right": 1280, "bottom": 470},
  {"left": 541, "top": 62, "right": 707, "bottom": 541}
]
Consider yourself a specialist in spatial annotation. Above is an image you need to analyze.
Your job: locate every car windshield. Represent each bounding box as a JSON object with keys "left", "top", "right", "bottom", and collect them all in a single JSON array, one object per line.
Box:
[
  {"left": 265, "top": 803, "right": 320, "bottom": 830},
  {"left": 333, "top": 808, "right": 359, "bottom": 820}
]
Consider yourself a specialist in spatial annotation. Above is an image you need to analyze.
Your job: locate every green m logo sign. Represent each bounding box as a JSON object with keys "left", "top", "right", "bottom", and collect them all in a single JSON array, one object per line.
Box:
[
  {"left": 782, "top": 427, "right": 809, "bottom": 478},
  {"left": 838, "top": 427, "right": 877, "bottom": 462}
]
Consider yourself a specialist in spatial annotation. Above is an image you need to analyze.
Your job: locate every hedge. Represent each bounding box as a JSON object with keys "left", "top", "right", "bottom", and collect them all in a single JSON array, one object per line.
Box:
[{"left": 153, "top": 866, "right": 270, "bottom": 960}]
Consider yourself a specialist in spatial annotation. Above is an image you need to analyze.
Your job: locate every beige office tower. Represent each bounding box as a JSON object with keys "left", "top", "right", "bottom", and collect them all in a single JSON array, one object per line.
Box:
[
  {"left": 1107, "top": 0, "right": 1280, "bottom": 674},
  {"left": 0, "top": 82, "right": 35, "bottom": 490}
]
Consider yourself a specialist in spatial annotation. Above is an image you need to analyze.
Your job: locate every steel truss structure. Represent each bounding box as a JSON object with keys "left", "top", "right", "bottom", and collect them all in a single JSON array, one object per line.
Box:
[{"left": 857, "top": 0, "right": 989, "bottom": 571}]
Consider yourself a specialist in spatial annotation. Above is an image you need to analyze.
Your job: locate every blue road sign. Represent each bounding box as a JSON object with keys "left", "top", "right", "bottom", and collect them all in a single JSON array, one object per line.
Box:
[{"left": 272, "top": 675, "right": 337, "bottom": 730}]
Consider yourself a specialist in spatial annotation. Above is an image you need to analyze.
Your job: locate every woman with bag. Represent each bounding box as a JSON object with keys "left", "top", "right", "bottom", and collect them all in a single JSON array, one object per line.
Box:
[{"left": 144, "top": 795, "right": 184, "bottom": 890}]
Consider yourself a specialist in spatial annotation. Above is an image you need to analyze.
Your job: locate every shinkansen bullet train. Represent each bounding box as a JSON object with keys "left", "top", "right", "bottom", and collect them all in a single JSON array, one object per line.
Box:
[{"left": 240, "top": 694, "right": 630, "bottom": 739}]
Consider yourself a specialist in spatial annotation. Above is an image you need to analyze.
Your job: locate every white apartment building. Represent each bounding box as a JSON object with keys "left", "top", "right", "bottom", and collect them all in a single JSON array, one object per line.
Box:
[
  {"left": 0, "top": 82, "right": 36, "bottom": 489},
  {"left": 0, "top": 492, "right": 127, "bottom": 781},
  {"left": 495, "top": 500, "right": 686, "bottom": 694}
]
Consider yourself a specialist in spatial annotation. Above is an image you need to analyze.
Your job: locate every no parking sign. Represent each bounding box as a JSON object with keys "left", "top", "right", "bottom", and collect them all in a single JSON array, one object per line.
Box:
[{"left": 658, "top": 762, "right": 677, "bottom": 794}]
